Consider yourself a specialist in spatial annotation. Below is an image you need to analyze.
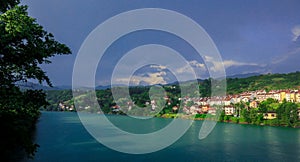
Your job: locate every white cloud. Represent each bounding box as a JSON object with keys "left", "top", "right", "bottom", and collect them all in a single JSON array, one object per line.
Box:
[
  {"left": 223, "top": 60, "right": 259, "bottom": 68},
  {"left": 292, "top": 25, "right": 300, "bottom": 42},
  {"left": 115, "top": 72, "right": 167, "bottom": 85},
  {"left": 114, "top": 58, "right": 264, "bottom": 85},
  {"left": 176, "top": 60, "right": 206, "bottom": 74},
  {"left": 149, "top": 65, "right": 167, "bottom": 70},
  {"left": 204, "top": 56, "right": 262, "bottom": 72},
  {"left": 189, "top": 60, "right": 205, "bottom": 68}
]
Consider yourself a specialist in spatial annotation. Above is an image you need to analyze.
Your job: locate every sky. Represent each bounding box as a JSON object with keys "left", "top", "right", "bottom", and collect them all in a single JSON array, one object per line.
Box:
[{"left": 23, "top": 0, "right": 300, "bottom": 86}]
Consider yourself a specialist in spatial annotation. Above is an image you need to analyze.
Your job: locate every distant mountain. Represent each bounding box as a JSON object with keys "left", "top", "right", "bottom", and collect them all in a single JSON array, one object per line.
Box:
[
  {"left": 96, "top": 84, "right": 129, "bottom": 90},
  {"left": 96, "top": 85, "right": 111, "bottom": 90},
  {"left": 55, "top": 85, "right": 72, "bottom": 90},
  {"left": 227, "top": 73, "right": 261, "bottom": 79},
  {"left": 165, "top": 79, "right": 204, "bottom": 86},
  {"left": 16, "top": 81, "right": 59, "bottom": 90}
]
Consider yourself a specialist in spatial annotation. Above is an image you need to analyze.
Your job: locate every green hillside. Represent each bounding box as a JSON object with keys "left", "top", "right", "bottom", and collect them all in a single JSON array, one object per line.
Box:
[{"left": 226, "top": 71, "right": 300, "bottom": 94}]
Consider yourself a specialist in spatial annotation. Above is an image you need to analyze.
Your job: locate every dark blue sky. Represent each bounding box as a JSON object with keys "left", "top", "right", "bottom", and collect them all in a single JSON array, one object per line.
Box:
[{"left": 23, "top": 0, "right": 300, "bottom": 86}]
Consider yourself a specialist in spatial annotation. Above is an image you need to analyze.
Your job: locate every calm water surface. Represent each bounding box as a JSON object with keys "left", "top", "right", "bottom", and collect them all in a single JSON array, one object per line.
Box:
[{"left": 27, "top": 112, "right": 300, "bottom": 162}]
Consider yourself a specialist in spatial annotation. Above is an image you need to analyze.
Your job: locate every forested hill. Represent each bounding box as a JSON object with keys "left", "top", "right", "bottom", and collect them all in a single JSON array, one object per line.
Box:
[{"left": 226, "top": 71, "right": 300, "bottom": 94}]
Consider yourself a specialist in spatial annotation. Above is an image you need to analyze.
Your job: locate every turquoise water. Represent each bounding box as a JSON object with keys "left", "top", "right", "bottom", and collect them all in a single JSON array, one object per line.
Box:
[{"left": 28, "top": 112, "right": 300, "bottom": 161}]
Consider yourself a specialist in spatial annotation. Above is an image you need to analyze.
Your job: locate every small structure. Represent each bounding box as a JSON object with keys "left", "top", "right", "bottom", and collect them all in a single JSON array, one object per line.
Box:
[
  {"left": 224, "top": 106, "right": 235, "bottom": 115},
  {"left": 241, "top": 97, "right": 249, "bottom": 103},
  {"left": 150, "top": 100, "right": 156, "bottom": 111},
  {"left": 263, "top": 112, "right": 277, "bottom": 120},
  {"left": 112, "top": 105, "right": 120, "bottom": 112},
  {"left": 201, "top": 105, "right": 209, "bottom": 113},
  {"left": 249, "top": 101, "right": 258, "bottom": 108},
  {"left": 172, "top": 106, "right": 178, "bottom": 113},
  {"left": 208, "top": 108, "right": 216, "bottom": 115}
]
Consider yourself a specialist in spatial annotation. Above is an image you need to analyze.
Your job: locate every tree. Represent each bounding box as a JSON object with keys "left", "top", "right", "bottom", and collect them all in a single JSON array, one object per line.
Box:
[
  {"left": 0, "top": 1, "right": 71, "bottom": 160},
  {"left": 241, "top": 108, "right": 250, "bottom": 123},
  {"left": 276, "top": 101, "right": 298, "bottom": 127},
  {"left": 218, "top": 110, "right": 225, "bottom": 122},
  {"left": 259, "top": 98, "right": 278, "bottom": 113},
  {"left": 0, "top": 0, "right": 20, "bottom": 13}
]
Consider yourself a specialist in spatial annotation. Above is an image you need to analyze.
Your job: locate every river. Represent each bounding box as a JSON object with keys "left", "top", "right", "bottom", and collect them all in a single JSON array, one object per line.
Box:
[{"left": 27, "top": 112, "right": 300, "bottom": 161}]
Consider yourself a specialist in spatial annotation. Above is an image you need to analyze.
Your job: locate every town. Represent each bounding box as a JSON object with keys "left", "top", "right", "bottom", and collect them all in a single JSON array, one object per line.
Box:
[
  {"left": 58, "top": 88, "right": 300, "bottom": 125},
  {"left": 178, "top": 89, "right": 300, "bottom": 119}
]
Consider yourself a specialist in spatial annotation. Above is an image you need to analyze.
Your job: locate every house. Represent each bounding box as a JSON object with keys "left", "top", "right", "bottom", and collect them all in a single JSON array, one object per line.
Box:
[
  {"left": 58, "top": 102, "right": 65, "bottom": 110},
  {"left": 289, "top": 91, "right": 296, "bottom": 102},
  {"left": 241, "top": 97, "right": 249, "bottom": 103},
  {"left": 209, "top": 97, "right": 223, "bottom": 105},
  {"left": 190, "top": 105, "right": 198, "bottom": 115},
  {"left": 249, "top": 101, "right": 258, "bottom": 108},
  {"left": 224, "top": 106, "right": 235, "bottom": 115},
  {"left": 296, "top": 92, "right": 300, "bottom": 103},
  {"left": 273, "top": 92, "right": 281, "bottom": 101},
  {"left": 263, "top": 112, "right": 277, "bottom": 120},
  {"left": 223, "top": 97, "right": 232, "bottom": 106},
  {"left": 256, "top": 93, "right": 267, "bottom": 102},
  {"left": 111, "top": 105, "right": 120, "bottom": 112},
  {"left": 127, "top": 101, "right": 133, "bottom": 111},
  {"left": 208, "top": 108, "right": 216, "bottom": 115},
  {"left": 280, "top": 91, "right": 286, "bottom": 102},
  {"left": 201, "top": 105, "right": 209, "bottom": 113},
  {"left": 230, "top": 95, "right": 240, "bottom": 104},
  {"left": 172, "top": 106, "right": 178, "bottom": 112}
]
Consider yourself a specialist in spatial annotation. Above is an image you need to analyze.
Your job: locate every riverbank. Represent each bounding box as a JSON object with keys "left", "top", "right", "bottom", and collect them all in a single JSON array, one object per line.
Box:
[
  {"left": 45, "top": 110, "right": 300, "bottom": 128},
  {"left": 157, "top": 113, "right": 300, "bottom": 128}
]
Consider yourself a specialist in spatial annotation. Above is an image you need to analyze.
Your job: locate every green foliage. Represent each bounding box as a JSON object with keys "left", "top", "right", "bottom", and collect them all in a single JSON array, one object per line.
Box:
[
  {"left": 230, "top": 117, "right": 239, "bottom": 124},
  {"left": 218, "top": 110, "right": 225, "bottom": 122},
  {"left": 199, "top": 79, "right": 211, "bottom": 97},
  {"left": 0, "top": 87, "right": 47, "bottom": 159},
  {"left": 276, "top": 101, "right": 299, "bottom": 127},
  {"left": 241, "top": 109, "right": 251, "bottom": 123},
  {"left": 263, "top": 119, "right": 278, "bottom": 126},
  {"left": 195, "top": 114, "right": 206, "bottom": 119},
  {"left": 249, "top": 109, "right": 263, "bottom": 125},
  {"left": 258, "top": 98, "right": 279, "bottom": 113},
  {"left": 224, "top": 115, "right": 230, "bottom": 121},
  {"left": 0, "top": 5, "right": 70, "bottom": 86},
  {"left": 0, "top": 1, "right": 71, "bottom": 160}
]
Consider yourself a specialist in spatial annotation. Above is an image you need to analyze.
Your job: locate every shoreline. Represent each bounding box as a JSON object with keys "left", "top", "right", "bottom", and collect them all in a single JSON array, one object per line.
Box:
[{"left": 43, "top": 111, "right": 300, "bottom": 128}]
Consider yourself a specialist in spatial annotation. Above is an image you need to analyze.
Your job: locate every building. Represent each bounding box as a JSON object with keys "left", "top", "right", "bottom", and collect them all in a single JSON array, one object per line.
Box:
[
  {"left": 241, "top": 97, "right": 249, "bottom": 103},
  {"left": 280, "top": 91, "right": 286, "bottom": 102},
  {"left": 263, "top": 112, "right": 277, "bottom": 120},
  {"left": 208, "top": 108, "right": 216, "bottom": 115},
  {"left": 249, "top": 101, "right": 258, "bottom": 108},
  {"left": 201, "top": 105, "right": 209, "bottom": 113},
  {"left": 224, "top": 106, "right": 235, "bottom": 115}
]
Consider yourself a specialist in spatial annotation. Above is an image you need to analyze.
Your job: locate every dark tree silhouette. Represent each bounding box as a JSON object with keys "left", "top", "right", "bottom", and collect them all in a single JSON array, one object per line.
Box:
[{"left": 0, "top": 1, "right": 71, "bottom": 160}]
